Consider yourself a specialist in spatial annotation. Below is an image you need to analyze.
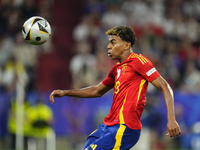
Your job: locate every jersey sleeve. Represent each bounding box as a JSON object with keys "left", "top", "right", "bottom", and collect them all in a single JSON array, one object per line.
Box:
[
  {"left": 132, "top": 55, "right": 160, "bottom": 82},
  {"left": 102, "top": 66, "right": 115, "bottom": 87}
]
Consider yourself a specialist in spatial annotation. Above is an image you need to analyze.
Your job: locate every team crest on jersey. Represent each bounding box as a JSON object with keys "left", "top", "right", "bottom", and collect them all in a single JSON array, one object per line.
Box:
[
  {"left": 122, "top": 63, "right": 127, "bottom": 74},
  {"left": 117, "top": 69, "right": 121, "bottom": 79}
]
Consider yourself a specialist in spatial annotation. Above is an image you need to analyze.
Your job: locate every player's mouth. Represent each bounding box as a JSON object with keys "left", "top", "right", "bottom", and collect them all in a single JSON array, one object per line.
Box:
[{"left": 108, "top": 52, "right": 112, "bottom": 57}]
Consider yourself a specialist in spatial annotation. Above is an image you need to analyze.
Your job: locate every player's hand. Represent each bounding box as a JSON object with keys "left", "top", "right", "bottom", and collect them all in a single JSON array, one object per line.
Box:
[
  {"left": 166, "top": 120, "right": 181, "bottom": 137},
  {"left": 49, "top": 90, "right": 65, "bottom": 104}
]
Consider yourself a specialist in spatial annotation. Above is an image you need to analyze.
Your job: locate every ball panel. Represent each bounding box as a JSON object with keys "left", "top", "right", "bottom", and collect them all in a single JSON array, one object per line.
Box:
[
  {"left": 37, "top": 23, "right": 49, "bottom": 34},
  {"left": 25, "top": 30, "right": 31, "bottom": 41},
  {"left": 22, "top": 25, "right": 26, "bottom": 34},
  {"left": 32, "top": 18, "right": 43, "bottom": 27}
]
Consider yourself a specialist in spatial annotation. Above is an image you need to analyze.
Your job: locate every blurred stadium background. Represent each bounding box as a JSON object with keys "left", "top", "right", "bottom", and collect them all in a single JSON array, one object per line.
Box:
[{"left": 0, "top": 0, "right": 200, "bottom": 150}]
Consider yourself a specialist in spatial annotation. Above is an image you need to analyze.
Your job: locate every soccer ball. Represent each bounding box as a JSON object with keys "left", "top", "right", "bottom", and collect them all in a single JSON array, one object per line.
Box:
[{"left": 22, "top": 16, "right": 51, "bottom": 45}]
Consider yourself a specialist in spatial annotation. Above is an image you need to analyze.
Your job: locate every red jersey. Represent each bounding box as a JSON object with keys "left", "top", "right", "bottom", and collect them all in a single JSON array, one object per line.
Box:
[{"left": 102, "top": 53, "right": 160, "bottom": 130}]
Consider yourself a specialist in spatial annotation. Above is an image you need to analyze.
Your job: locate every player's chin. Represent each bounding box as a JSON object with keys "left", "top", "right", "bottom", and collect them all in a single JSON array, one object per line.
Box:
[
  {"left": 108, "top": 54, "right": 115, "bottom": 59},
  {"left": 110, "top": 56, "right": 116, "bottom": 60},
  {"left": 111, "top": 56, "right": 119, "bottom": 60}
]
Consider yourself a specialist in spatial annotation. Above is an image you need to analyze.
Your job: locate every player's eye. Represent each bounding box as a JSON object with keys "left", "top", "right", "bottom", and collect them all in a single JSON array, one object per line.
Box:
[{"left": 111, "top": 41, "right": 115, "bottom": 45}]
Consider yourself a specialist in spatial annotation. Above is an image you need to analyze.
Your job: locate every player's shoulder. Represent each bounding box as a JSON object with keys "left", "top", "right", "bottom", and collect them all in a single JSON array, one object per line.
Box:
[{"left": 127, "top": 53, "right": 149, "bottom": 65}]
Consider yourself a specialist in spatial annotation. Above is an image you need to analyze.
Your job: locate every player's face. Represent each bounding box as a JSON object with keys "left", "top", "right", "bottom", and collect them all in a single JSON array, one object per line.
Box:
[{"left": 107, "top": 35, "right": 127, "bottom": 61}]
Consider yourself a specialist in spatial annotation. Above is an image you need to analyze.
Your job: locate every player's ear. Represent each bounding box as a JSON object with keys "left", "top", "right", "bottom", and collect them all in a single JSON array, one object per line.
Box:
[{"left": 124, "top": 42, "right": 131, "bottom": 51}]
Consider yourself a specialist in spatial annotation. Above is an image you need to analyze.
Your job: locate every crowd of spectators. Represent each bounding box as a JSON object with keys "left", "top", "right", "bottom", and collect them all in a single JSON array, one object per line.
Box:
[
  {"left": 71, "top": 0, "right": 200, "bottom": 94},
  {"left": 0, "top": 0, "right": 52, "bottom": 94},
  {"left": 0, "top": 1, "right": 54, "bottom": 150},
  {"left": 0, "top": 0, "right": 200, "bottom": 94},
  {"left": 0, "top": 0, "right": 200, "bottom": 150},
  {"left": 69, "top": 1, "right": 200, "bottom": 149}
]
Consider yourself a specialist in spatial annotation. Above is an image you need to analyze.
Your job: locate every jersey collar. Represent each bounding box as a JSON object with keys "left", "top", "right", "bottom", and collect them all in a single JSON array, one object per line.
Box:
[{"left": 116, "top": 52, "right": 135, "bottom": 65}]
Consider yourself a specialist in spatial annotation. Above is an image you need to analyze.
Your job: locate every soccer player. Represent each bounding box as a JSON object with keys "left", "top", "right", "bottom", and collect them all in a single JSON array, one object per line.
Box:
[{"left": 49, "top": 25, "right": 181, "bottom": 150}]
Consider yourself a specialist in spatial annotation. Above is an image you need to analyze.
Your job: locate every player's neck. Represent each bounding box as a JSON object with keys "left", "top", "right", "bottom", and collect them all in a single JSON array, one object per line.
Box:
[{"left": 119, "top": 51, "right": 132, "bottom": 63}]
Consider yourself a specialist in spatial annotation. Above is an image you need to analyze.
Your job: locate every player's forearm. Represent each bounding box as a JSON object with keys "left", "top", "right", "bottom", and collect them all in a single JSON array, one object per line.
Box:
[
  {"left": 62, "top": 86, "right": 101, "bottom": 98},
  {"left": 152, "top": 77, "right": 176, "bottom": 121},
  {"left": 161, "top": 83, "right": 176, "bottom": 121},
  {"left": 50, "top": 82, "right": 111, "bottom": 104}
]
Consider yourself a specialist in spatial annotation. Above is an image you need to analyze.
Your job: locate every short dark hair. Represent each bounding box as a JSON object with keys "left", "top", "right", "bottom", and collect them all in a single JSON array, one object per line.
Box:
[{"left": 106, "top": 25, "right": 136, "bottom": 47}]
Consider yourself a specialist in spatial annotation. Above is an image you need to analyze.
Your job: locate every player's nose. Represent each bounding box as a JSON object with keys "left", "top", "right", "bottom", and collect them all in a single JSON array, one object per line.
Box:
[{"left": 107, "top": 43, "right": 112, "bottom": 50}]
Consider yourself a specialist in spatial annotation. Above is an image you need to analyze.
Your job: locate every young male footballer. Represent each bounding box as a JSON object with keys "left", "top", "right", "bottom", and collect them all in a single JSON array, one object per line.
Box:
[{"left": 49, "top": 25, "right": 181, "bottom": 150}]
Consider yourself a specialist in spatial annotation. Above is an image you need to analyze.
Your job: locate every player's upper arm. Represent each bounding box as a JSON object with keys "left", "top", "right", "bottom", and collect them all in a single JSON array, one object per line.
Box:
[
  {"left": 151, "top": 76, "right": 169, "bottom": 91},
  {"left": 96, "top": 82, "right": 113, "bottom": 97}
]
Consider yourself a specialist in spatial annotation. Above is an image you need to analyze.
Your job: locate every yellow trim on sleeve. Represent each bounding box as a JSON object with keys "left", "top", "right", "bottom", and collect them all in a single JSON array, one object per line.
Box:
[{"left": 129, "top": 54, "right": 148, "bottom": 64}]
